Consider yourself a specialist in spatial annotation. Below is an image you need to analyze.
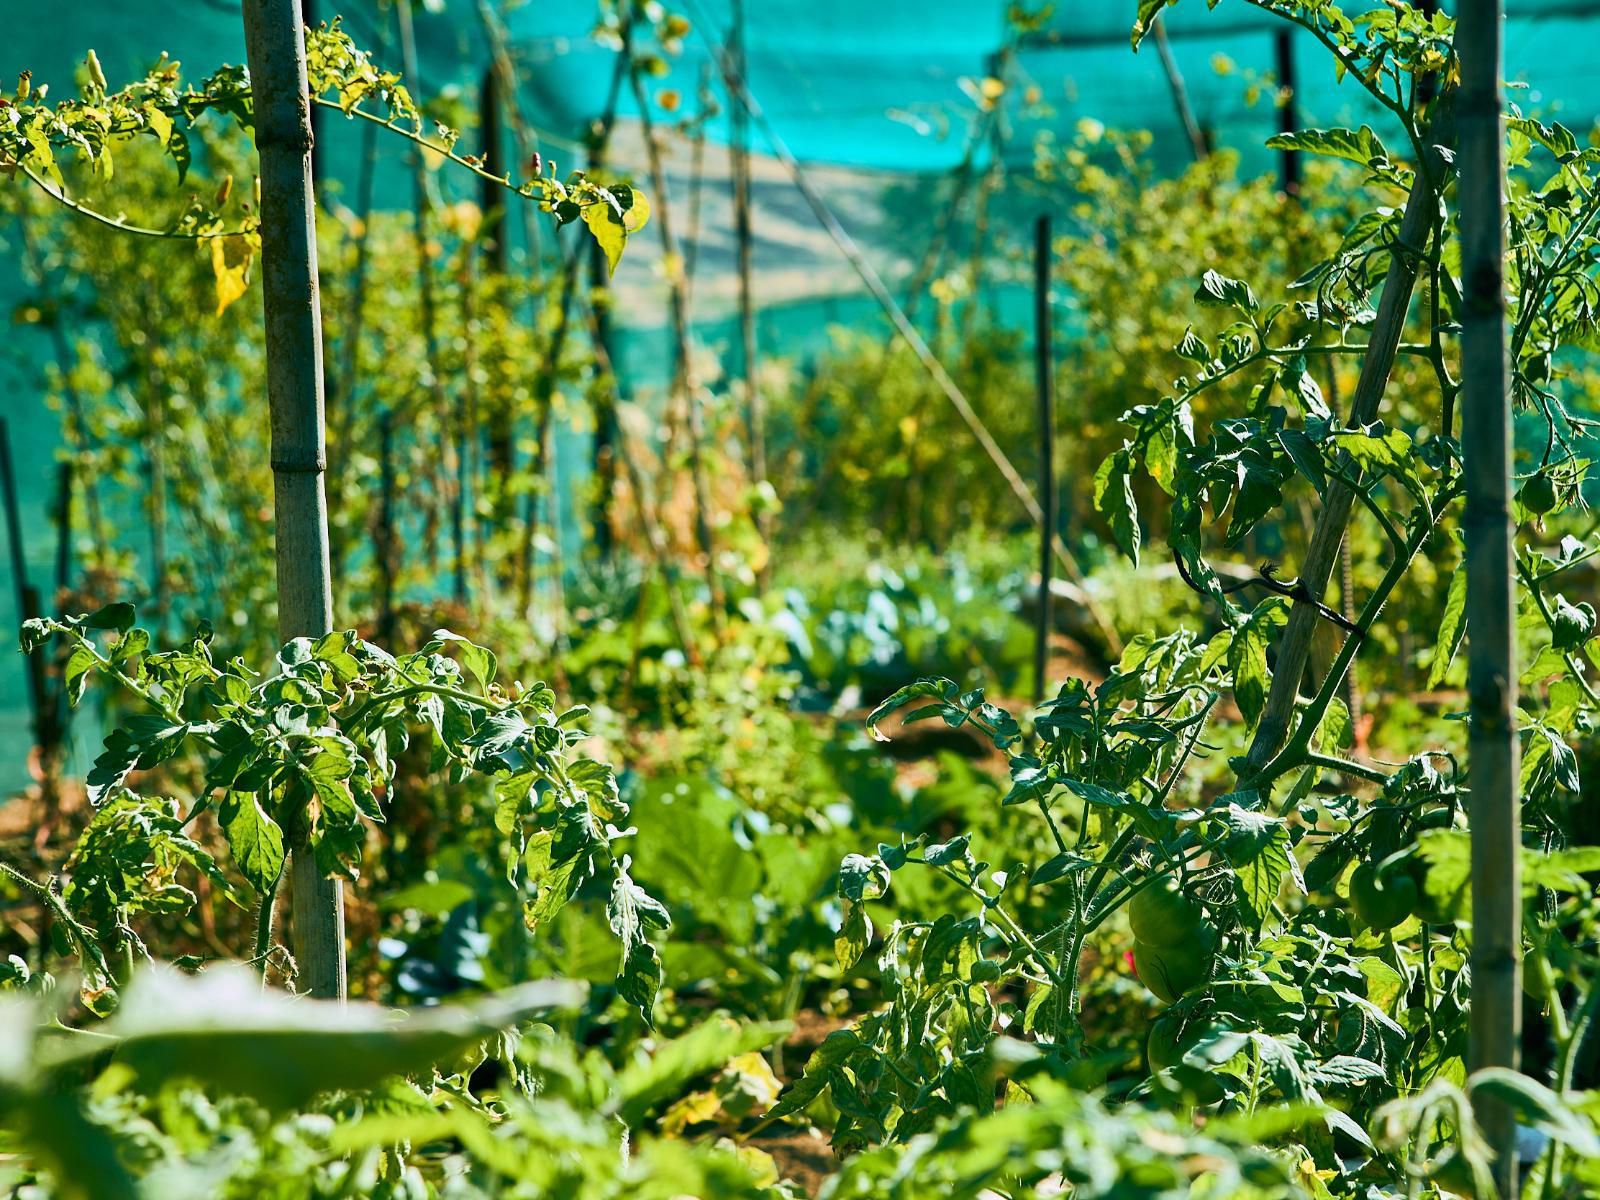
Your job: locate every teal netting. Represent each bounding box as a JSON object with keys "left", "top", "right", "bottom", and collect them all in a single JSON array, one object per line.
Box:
[{"left": 3, "top": 0, "right": 1600, "bottom": 791}]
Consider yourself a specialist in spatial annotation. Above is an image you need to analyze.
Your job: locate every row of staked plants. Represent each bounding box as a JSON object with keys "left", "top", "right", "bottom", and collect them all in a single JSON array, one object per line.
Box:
[{"left": 0, "top": 2, "right": 1599, "bottom": 1199}]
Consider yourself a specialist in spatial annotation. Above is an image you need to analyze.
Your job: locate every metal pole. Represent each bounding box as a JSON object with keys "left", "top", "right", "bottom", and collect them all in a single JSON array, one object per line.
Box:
[
  {"left": 1274, "top": 28, "right": 1299, "bottom": 195},
  {"left": 479, "top": 66, "right": 508, "bottom": 274},
  {"left": 0, "top": 419, "right": 43, "bottom": 734}
]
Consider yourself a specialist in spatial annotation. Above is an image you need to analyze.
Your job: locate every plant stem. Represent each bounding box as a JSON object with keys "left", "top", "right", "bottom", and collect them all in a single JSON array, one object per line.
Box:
[
  {"left": 1250, "top": 494, "right": 1448, "bottom": 791},
  {"left": 254, "top": 874, "right": 280, "bottom": 980},
  {"left": 1244, "top": 101, "right": 1455, "bottom": 772}
]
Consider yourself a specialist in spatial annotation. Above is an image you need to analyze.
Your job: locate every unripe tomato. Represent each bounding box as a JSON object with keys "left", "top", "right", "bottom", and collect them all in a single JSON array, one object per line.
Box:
[
  {"left": 1129, "top": 876, "right": 1204, "bottom": 948},
  {"left": 1431, "top": 1150, "right": 1485, "bottom": 1198},
  {"left": 1386, "top": 849, "right": 1455, "bottom": 924},
  {"left": 1063, "top": 1054, "right": 1112, "bottom": 1089},
  {"left": 1349, "top": 861, "right": 1416, "bottom": 930},
  {"left": 1133, "top": 927, "right": 1216, "bottom": 1004},
  {"left": 1520, "top": 471, "right": 1558, "bottom": 516},
  {"left": 1145, "top": 1013, "right": 1190, "bottom": 1073},
  {"left": 1413, "top": 806, "right": 1459, "bottom": 832},
  {"left": 1146, "top": 1015, "right": 1226, "bottom": 1103},
  {"left": 1524, "top": 955, "right": 1556, "bottom": 1001}
]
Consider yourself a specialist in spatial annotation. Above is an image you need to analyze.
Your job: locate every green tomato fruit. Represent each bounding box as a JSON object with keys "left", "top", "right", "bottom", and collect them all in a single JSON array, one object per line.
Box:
[
  {"left": 1520, "top": 471, "right": 1558, "bottom": 516},
  {"left": 1133, "top": 928, "right": 1216, "bottom": 1004},
  {"left": 1349, "top": 861, "right": 1417, "bottom": 931},
  {"left": 1431, "top": 1150, "right": 1485, "bottom": 1198},
  {"left": 1413, "top": 806, "right": 1459, "bottom": 833},
  {"left": 1129, "top": 877, "right": 1204, "bottom": 949},
  {"left": 1523, "top": 956, "right": 1557, "bottom": 1001},
  {"left": 1404, "top": 859, "right": 1455, "bottom": 925},
  {"left": 1146, "top": 1015, "right": 1226, "bottom": 1103}
]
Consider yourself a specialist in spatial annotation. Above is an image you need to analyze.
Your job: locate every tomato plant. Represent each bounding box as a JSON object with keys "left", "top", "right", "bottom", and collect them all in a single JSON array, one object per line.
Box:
[{"left": 1, "top": 1, "right": 1600, "bottom": 1198}]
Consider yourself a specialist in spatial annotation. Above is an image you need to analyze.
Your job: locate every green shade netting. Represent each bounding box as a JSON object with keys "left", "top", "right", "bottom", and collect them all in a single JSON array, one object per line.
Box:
[{"left": 2, "top": 0, "right": 1598, "bottom": 788}]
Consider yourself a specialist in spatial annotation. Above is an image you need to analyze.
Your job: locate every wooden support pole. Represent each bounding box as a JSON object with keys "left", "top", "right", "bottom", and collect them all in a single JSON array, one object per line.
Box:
[
  {"left": 629, "top": 60, "right": 723, "bottom": 625},
  {"left": 242, "top": 0, "right": 344, "bottom": 1001},
  {"left": 1152, "top": 15, "right": 1207, "bottom": 163},
  {"left": 1458, "top": 0, "right": 1521, "bottom": 1192},
  {"left": 1032, "top": 216, "right": 1054, "bottom": 709},
  {"left": 376, "top": 411, "right": 396, "bottom": 646},
  {"left": 474, "top": 1, "right": 539, "bottom": 549},
  {"left": 684, "top": 61, "right": 712, "bottom": 304},
  {"left": 590, "top": 236, "right": 620, "bottom": 562}
]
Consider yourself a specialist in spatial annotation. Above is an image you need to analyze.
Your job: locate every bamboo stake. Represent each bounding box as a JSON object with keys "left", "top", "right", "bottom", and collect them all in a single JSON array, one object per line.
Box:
[
  {"left": 628, "top": 61, "right": 722, "bottom": 624},
  {"left": 460, "top": 243, "right": 487, "bottom": 606},
  {"left": 396, "top": 0, "right": 468, "bottom": 607},
  {"left": 684, "top": 61, "right": 712, "bottom": 305},
  {"left": 474, "top": 1, "right": 543, "bottom": 550},
  {"left": 242, "top": 0, "right": 344, "bottom": 1001},
  {"left": 475, "top": 0, "right": 543, "bottom": 267},
  {"left": 1032, "top": 215, "right": 1054, "bottom": 709},
  {"left": 328, "top": 12, "right": 386, "bottom": 589},
  {"left": 145, "top": 374, "right": 168, "bottom": 629},
  {"left": 899, "top": 46, "right": 1010, "bottom": 324},
  {"left": 728, "top": 0, "right": 768, "bottom": 587},
  {"left": 44, "top": 461, "right": 72, "bottom": 782},
  {"left": 376, "top": 410, "right": 396, "bottom": 646},
  {"left": 475, "top": 63, "right": 514, "bottom": 541},
  {"left": 1458, "top": 0, "right": 1521, "bottom": 1191},
  {"left": 591, "top": 239, "right": 621, "bottom": 561},
  {"left": 1325, "top": 369, "right": 1362, "bottom": 732},
  {"left": 1152, "top": 15, "right": 1207, "bottom": 162}
]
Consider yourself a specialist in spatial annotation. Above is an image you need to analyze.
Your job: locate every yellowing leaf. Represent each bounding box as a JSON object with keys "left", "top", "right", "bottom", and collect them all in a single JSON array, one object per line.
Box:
[
  {"left": 660, "top": 1086, "right": 722, "bottom": 1136},
  {"left": 146, "top": 107, "right": 173, "bottom": 146},
  {"left": 210, "top": 236, "right": 252, "bottom": 316},
  {"left": 583, "top": 200, "right": 627, "bottom": 276},
  {"left": 622, "top": 190, "right": 650, "bottom": 234}
]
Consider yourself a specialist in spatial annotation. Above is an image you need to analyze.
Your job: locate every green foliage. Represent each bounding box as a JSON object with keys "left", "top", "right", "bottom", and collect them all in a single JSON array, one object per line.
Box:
[
  {"left": 0, "top": 22, "right": 646, "bottom": 265},
  {"left": 20, "top": 607, "right": 664, "bottom": 1021},
  {"left": 8, "top": 0, "right": 1600, "bottom": 1196},
  {"left": 0, "top": 965, "right": 795, "bottom": 1199}
]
